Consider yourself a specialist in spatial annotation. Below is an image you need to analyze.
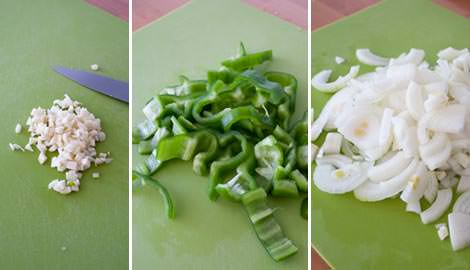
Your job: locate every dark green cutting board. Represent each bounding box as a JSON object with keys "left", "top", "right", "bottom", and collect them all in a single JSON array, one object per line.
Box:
[
  {"left": 132, "top": 0, "right": 307, "bottom": 269},
  {"left": 311, "top": 0, "right": 470, "bottom": 269},
  {"left": 0, "top": 1, "right": 128, "bottom": 269}
]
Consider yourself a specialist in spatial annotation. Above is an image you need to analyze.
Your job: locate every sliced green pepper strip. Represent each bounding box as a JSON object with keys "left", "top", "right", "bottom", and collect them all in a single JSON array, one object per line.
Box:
[
  {"left": 134, "top": 119, "right": 158, "bottom": 141},
  {"left": 235, "top": 69, "right": 286, "bottom": 105},
  {"left": 207, "top": 69, "right": 238, "bottom": 86},
  {"left": 138, "top": 127, "right": 171, "bottom": 155},
  {"left": 277, "top": 101, "right": 290, "bottom": 130},
  {"left": 273, "top": 125, "right": 294, "bottom": 149},
  {"left": 242, "top": 188, "right": 298, "bottom": 261},
  {"left": 192, "top": 85, "right": 273, "bottom": 133},
  {"left": 138, "top": 134, "right": 198, "bottom": 175},
  {"left": 215, "top": 172, "right": 250, "bottom": 202},
  {"left": 222, "top": 49, "right": 272, "bottom": 72},
  {"left": 296, "top": 144, "right": 308, "bottom": 170},
  {"left": 160, "top": 75, "right": 207, "bottom": 96},
  {"left": 264, "top": 71, "right": 297, "bottom": 112},
  {"left": 208, "top": 131, "right": 252, "bottom": 200},
  {"left": 272, "top": 180, "right": 299, "bottom": 197},
  {"left": 289, "top": 169, "right": 307, "bottom": 192},
  {"left": 133, "top": 171, "right": 175, "bottom": 219},
  {"left": 289, "top": 112, "right": 308, "bottom": 145},
  {"left": 171, "top": 116, "right": 187, "bottom": 135},
  {"left": 191, "top": 130, "right": 219, "bottom": 176}
]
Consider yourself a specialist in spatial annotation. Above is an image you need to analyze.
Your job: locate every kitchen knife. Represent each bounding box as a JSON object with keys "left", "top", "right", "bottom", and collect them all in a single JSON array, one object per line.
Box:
[{"left": 53, "top": 66, "right": 129, "bottom": 103}]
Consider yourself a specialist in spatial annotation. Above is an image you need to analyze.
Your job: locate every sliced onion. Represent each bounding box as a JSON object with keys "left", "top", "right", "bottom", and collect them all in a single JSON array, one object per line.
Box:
[
  {"left": 438, "top": 47, "right": 468, "bottom": 61},
  {"left": 379, "top": 108, "right": 394, "bottom": 146},
  {"left": 356, "top": 49, "right": 389, "bottom": 66},
  {"left": 424, "top": 172, "right": 438, "bottom": 203},
  {"left": 453, "top": 191, "right": 470, "bottom": 215},
  {"left": 422, "top": 142, "right": 452, "bottom": 170},
  {"left": 448, "top": 213, "right": 470, "bottom": 251},
  {"left": 419, "top": 133, "right": 449, "bottom": 158},
  {"left": 321, "top": 132, "right": 343, "bottom": 155},
  {"left": 400, "top": 163, "right": 429, "bottom": 203},
  {"left": 313, "top": 162, "right": 370, "bottom": 194},
  {"left": 406, "top": 200, "right": 422, "bottom": 214},
  {"left": 316, "top": 154, "right": 352, "bottom": 167},
  {"left": 311, "top": 144, "right": 319, "bottom": 160},
  {"left": 457, "top": 176, "right": 470, "bottom": 193},
  {"left": 390, "top": 48, "right": 425, "bottom": 66},
  {"left": 426, "top": 104, "right": 466, "bottom": 134},
  {"left": 420, "top": 188, "right": 452, "bottom": 224},
  {"left": 311, "top": 66, "right": 360, "bottom": 93},
  {"left": 368, "top": 151, "right": 412, "bottom": 183},
  {"left": 406, "top": 82, "right": 424, "bottom": 120},
  {"left": 311, "top": 112, "right": 328, "bottom": 142},
  {"left": 354, "top": 159, "right": 419, "bottom": 202}
]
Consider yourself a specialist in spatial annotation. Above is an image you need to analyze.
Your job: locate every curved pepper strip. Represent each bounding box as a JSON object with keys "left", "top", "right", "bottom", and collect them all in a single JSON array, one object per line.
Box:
[
  {"left": 242, "top": 188, "right": 298, "bottom": 261},
  {"left": 271, "top": 146, "right": 299, "bottom": 197},
  {"left": 208, "top": 131, "right": 254, "bottom": 200},
  {"left": 133, "top": 171, "right": 175, "bottom": 219},
  {"left": 138, "top": 127, "right": 171, "bottom": 155},
  {"left": 191, "top": 130, "right": 219, "bottom": 176},
  {"left": 264, "top": 71, "right": 297, "bottom": 113},
  {"left": 215, "top": 149, "right": 257, "bottom": 202},
  {"left": 221, "top": 47, "right": 272, "bottom": 71},
  {"left": 273, "top": 125, "right": 294, "bottom": 150},
  {"left": 137, "top": 134, "right": 198, "bottom": 175},
  {"left": 192, "top": 82, "right": 273, "bottom": 133},
  {"left": 234, "top": 69, "right": 287, "bottom": 106},
  {"left": 160, "top": 75, "right": 207, "bottom": 96}
]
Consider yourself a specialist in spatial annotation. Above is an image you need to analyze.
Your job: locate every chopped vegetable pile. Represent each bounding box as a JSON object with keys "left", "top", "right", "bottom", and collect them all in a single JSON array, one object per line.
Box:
[
  {"left": 10, "top": 95, "right": 111, "bottom": 194},
  {"left": 133, "top": 43, "right": 307, "bottom": 261},
  {"left": 312, "top": 47, "right": 470, "bottom": 251}
]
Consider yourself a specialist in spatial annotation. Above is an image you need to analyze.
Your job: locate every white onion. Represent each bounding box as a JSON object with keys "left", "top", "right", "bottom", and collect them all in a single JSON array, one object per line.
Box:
[
  {"left": 457, "top": 176, "right": 470, "bottom": 193},
  {"left": 448, "top": 213, "right": 470, "bottom": 251},
  {"left": 368, "top": 151, "right": 412, "bottom": 183},
  {"left": 420, "top": 188, "right": 452, "bottom": 224},
  {"left": 453, "top": 191, "right": 470, "bottom": 215},
  {"left": 354, "top": 159, "right": 419, "bottom": 202},
  {"left": 311, "top": 66, "right": 360, "bottom": 93},
  {"left": 356, "top": 49, "right": 389, "bottom": 66},
  {"left": 314, "top": 162, "right": 371, "bottom": 194}
]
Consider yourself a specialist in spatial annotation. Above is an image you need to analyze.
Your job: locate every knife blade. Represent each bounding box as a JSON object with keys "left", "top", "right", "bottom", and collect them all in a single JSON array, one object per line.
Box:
[{"left": 53, "top": 66, "right": 129, "bottom": 103}]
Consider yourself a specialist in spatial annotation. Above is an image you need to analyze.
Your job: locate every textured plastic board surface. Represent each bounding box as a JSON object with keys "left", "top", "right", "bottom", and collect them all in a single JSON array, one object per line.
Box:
[
  {"left": 0, "top": 1, "right": 129, "bottom": 269},
  {"left": 311, "top": 0, "right": 470, "bottom": 269},
  {"left": 132, "top": 0, "right": 307, "bottom": 269}
]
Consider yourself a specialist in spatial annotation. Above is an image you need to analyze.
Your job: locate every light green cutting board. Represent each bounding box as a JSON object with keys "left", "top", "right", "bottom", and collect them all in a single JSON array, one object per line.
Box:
[
  {"left": 132, "top": 0, "right": 307, "bottom": 269},
  {"left": 0, "top": 1, "right": 129, "bottom": 269},
  {"left": 311, "top": 0, "right": 470, "bottom": 269}
]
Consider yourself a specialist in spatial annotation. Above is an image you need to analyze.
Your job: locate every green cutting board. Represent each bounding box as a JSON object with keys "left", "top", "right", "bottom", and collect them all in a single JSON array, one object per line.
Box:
[
  {"left": 132, "top": 0, "right": 307, "bottom": 269},
  {"left": 311, "top": 0, "right": 470, "bottom": 269},
  {"left": 0, "top": 1, "right": 128, "bottom": 269}
]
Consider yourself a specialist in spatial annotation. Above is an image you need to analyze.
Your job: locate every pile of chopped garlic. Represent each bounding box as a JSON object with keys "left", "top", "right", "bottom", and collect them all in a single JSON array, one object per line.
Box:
[
  {"left": 13, "top": 95, "right": 111, "bottom": 194},
  {"left": 312, "top": 47, "right": 470, "bottom": 251}
]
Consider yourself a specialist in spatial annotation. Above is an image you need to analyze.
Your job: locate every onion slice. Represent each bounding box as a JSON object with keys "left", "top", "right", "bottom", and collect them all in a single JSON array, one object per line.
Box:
[
  {"left": 356, "top": 49, "right": 389, "bottom": 66},
  {"left": 457, "top": 176, "right": 470, "bottom": 193},
  {"left": 314, "top": 162, "right": 371, "bottom": 194},
  {"left": 311, "top": 66, "right": 360, "bottom": 93},
  {"left": 420, "top": 188, "right": 453, "bottom": 224},
  {"left": 448, "top": 213, "right": 470, "bottom": 251},
  {"left": 453, "top": 191, "right": 470, "bottom": 215},
  {"left": 354, "top": 159, "right": 419, "bottom": 202},
  {"left": 368, "top": 151, "right": 412, "bottom": 183}
]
